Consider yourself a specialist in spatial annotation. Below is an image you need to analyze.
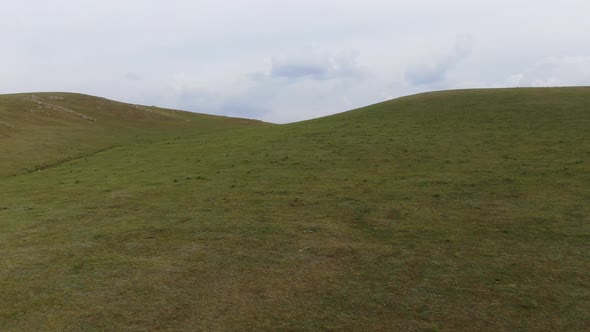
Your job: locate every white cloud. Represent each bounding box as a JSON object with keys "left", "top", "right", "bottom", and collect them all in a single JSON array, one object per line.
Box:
[
  {"left": 503, "top": 56, "right": 590, "bottom": 88},
  {"left": 404, "top": 35, "right": 473, "bottom": 86},
  {"left": 505, "top": 74, "right": 524, "bottom": 87}
]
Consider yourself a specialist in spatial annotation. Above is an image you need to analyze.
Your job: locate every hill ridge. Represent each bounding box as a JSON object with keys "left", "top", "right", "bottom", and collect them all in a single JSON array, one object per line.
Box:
[{"left": 0, "top": 92, "right": 268, "bottom": 177}]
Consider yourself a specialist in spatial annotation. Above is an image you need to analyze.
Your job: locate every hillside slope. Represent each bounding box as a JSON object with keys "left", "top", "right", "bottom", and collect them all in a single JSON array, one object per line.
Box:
[
  {"left": 0, "top": 88, "right": 588, "bottom": 330},
  {"left": 0, "top": 92, "right": 265, "bottom": 177}
]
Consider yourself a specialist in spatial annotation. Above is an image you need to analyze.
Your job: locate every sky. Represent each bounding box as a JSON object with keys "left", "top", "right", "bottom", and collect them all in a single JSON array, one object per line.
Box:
[{"left": 1, "top": 0, "right": 590, "bottom": 123}]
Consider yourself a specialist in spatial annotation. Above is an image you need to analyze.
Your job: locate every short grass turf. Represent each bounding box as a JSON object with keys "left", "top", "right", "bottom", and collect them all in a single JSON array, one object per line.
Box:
[
  {"left": 0, "top": 92, "right": 264, "bottom": 177},
  {"left": 0, "top": 87, "right": 589, "bottom": 330}
]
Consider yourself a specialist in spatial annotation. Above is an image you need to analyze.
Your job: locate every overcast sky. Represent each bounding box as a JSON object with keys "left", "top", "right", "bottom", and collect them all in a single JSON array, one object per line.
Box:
[{"left": 2, "top": 0, "right": 589, "bottom": 123}]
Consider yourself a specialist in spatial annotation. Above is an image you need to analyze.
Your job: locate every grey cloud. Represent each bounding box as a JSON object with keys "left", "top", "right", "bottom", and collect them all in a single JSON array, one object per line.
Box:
[
  {"left": 125, "top": 73, "right": 142, "bottom": 81},
  {"left": 405, "top": 35, "right": 473, "bottom": 86},
  {"left": 267, "top": 53, "right": 364, "bottom": 81},
  {"left": 271, "top": 63, "right": 328, "bottom": 80}
]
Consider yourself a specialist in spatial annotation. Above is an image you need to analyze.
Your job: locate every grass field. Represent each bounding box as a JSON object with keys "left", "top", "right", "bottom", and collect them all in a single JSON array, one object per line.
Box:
[
  {"left": 0, "top": 88, "right": 589, "bottom": 330},
  {"left": 0, "top": 92, "right": 264, "bottom": 177}
]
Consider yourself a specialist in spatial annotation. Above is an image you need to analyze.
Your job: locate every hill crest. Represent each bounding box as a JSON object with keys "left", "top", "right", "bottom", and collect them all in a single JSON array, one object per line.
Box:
[{"left": 0, "top": 92, "right": 267, "bottom": 177}]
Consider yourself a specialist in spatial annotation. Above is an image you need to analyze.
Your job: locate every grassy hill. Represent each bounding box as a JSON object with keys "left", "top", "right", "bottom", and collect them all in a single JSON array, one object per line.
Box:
[
  {"left": 0, "top": 92, "right": 264, "bottom": 177},
  {"left": 0, "top": 88, "right": 588, "bottom": 330}
]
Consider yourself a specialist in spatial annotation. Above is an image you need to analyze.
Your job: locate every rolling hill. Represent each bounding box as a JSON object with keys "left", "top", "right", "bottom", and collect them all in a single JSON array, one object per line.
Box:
[
  {"left": 0, "top": 88, "right": 588, "bottom": 330},
  {"left": 0, "top": 92, "right": 265, "bottom": 177}
]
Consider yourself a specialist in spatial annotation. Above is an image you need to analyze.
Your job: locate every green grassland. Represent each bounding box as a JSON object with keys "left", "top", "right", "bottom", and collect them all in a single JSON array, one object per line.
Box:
[
  {"left": 0, "top": 88, "right": 589, "bottom": 330},
  {"left": 0, "top": 92, "right": 264, "bottom": 177}
]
